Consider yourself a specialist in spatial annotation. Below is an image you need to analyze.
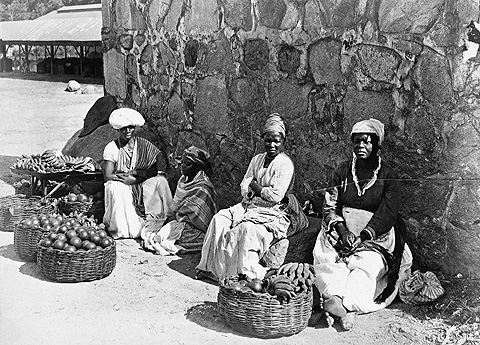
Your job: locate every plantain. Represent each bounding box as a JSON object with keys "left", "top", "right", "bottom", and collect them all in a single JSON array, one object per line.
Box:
[
  {"left": 295, "top": 263, "right": 304, "bottom": 279},
  {"left": 275, "top": 289, "right": 296, "bottom": 303},
  {"left": 287, "top": 262, "right": 299, "bottom": 278},
  {"left": 278, "top": 262, "right": 294, "bottom": 275},
  {"left": 274, "top": 282, "right": 295, "bottom": 292}
]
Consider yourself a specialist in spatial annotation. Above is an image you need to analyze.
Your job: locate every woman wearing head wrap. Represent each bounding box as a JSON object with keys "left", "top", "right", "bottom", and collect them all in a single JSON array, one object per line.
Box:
[
  {"left": 311, "top": 118, "right": 412, "bottom": 330},
  {"left": 102, "top": 108, "right": 173, "bottom": 239},
  {"left": 196, "top": 113, "right": 298, "bottom": 281},
  {"left": 141, "top": 146, "right": 217, "bottom": 255}
]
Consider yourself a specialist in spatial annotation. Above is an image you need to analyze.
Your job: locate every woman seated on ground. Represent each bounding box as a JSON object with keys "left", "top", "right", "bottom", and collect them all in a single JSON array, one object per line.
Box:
[
  {"left": 141, "top": 146, "right": 217, "bottom": 255},
  {"left": 312, "top": 118, "right": 412, "bottom": 330},
  {"left": 102, "top": 108, "right": 173, "bottom": 239},
  {"left": 196, "top": 113, "right": 301, "bottom": 282}
]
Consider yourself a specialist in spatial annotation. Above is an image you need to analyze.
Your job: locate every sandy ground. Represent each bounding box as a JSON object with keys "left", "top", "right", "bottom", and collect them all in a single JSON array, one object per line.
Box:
[{"left": 0, "top": 75, "right": 448, "bottom": 345}]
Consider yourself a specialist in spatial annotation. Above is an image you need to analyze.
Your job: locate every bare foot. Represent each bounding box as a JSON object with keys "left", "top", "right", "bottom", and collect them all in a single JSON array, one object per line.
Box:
[
  {"left": 339, "top": 311, "right": 357, "bottom": 331},
  {"left": 323, "top": 295, "right": 347, "bottom": 318},
  {"left": 194, "top": 269, "right": 217, "bottom": 282}
]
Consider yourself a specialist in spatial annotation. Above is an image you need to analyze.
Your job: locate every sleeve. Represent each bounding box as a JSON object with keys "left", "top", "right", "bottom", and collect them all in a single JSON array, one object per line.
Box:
[
  {"left": 323, "top": 165, "right": 346, "bottom": 230},
  {"left": 240, "top": 155, "right": 258, "bottom": 197},
  {"left": 103, "top": 142, "right": 118, "bottom": 163},
  {"left": 259, "top": 155, "right": 294, "bottom": 203},
  {"left": 364, "top": 169, "right": 400, "bottom": 238}
]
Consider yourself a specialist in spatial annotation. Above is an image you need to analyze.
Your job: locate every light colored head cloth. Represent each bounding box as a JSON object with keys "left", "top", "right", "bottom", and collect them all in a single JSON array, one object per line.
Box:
[
  {"left": 109, "top": 108, "right": 145, "bottom": 130},
  {"left": 261, "top": 113, "right": 286, "bottom": 137},
  {"left": 351, "top": 118, "right": 385, "bottom": 145}
]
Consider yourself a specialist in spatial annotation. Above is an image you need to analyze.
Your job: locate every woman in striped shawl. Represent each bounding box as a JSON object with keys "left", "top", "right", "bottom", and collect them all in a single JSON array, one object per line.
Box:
[
  {"left": 141, "top": 146, "right": 217, "bottom": 255},
  {"left": 102, "top": 108, "right": 173, "bottom": 239}
]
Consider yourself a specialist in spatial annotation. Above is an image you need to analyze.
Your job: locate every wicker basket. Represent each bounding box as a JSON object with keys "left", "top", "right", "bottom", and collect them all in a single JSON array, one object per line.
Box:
[
  {"left": 14, "top": 224, "right": 51, "bottom": 261},
  {"left": 0, "top": 195, "right": 55, "bottom": 232},
  {"left": 37, "top": 241, "right": 116, "bottom": 283},
  {"left": 217, "top": 279, "right": 313, "bottom": 338},
  {"left": 0, "top": 195, "right": 28, "bottom": 231},
  {"left": 58, "top": 199, "right": 95, "bottom": 217}
]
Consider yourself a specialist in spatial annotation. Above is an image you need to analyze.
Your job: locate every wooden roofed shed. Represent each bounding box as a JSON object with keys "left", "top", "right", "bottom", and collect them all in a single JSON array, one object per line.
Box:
[{"left": 0, "top": 4, "right": 102, "bottom": 77}]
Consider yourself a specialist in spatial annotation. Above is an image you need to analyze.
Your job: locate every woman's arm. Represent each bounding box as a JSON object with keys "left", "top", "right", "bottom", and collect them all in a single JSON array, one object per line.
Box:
[
  {"left": 240, "top": 156, "right": 258, "bottom": 197},
  {"left": 363, "top": 170, "right": 400, "bottom": 239},
  {"left": 323, "top": 165, "right": 345, "bottom": 229},
  {"left": 102, "top": 160, "right": 120, "bottom": 182},
  {"left": 258, "top": 155, "right": 294, "bottom": 203}
]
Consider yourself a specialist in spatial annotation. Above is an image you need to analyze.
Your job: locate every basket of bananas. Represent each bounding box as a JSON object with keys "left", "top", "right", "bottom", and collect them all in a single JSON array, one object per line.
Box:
[{"left": 217, "top": 262, "right": 315, "bottom": 338}]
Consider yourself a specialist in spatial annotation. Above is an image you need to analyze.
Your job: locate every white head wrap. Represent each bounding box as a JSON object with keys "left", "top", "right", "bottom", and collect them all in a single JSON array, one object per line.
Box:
[
  {"left": 261, "top": 113, "right": 286, "bottom": 138},
  {"left": 109, "top": 108, "right": 145, "bottom": 130},
  {"left": 351, "top": 118, "right": 385, "bottom": 145}
]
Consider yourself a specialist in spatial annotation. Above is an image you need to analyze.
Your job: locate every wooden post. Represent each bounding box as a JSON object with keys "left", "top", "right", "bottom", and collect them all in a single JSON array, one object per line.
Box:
[
  {"left": 0, "top": 40, "right": 4, "bottom": 72},
  {"left": 80, "top": 45, "right": 84, "bottom": 76},
  {"left": 50, "top": 45, "right": 54, "bottom": 74}
]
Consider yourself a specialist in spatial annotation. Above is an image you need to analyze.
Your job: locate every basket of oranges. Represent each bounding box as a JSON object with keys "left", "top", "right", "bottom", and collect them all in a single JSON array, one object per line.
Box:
[
  {"left": 58, "top": 192, "right": 96, "bottom": 217},
  {"left": 36, "top": 219, "right": 116, "bottom": 282},
  {"left": 14, "top": 213, "right": 90, "bottom": 262}
]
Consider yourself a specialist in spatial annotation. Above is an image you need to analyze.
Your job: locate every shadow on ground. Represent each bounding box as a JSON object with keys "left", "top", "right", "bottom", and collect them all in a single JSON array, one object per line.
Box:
[
  {"left": 0, "top": 243, "right": 23, "bottom": 262},
  {"left": 185, "top": 301, "right": 235, "bottom": 335}
]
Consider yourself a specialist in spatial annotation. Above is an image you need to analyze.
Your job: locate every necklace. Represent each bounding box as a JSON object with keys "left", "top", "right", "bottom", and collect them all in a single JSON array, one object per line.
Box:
[{"left": 351, "top": 153, "right": 381, "bottom": 196}]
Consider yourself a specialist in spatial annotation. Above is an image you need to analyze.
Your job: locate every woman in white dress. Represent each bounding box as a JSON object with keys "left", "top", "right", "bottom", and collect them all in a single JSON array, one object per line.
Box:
[{"left": 196, "top": 114, "right": 295, "bottom": 282}]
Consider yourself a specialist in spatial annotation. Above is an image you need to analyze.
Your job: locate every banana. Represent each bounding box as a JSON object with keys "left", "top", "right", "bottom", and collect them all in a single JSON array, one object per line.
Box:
[
  {"left": 295, "top": 263, "right": 304, "bottom": 279},
  {"left": 271, "top": 275, "right": 291, "bottom": 285},
  {"left": 287, "top": 262, "right": 299, "bottom": 278},
  {"left": 274, "top": 282, "right": 295, "bottom": 291},
  {"left": 278, "top": 262, "right": 294, "bottom": 275},
  {"left": 275, "top": 289, "right": 296, "bottom": 303}
]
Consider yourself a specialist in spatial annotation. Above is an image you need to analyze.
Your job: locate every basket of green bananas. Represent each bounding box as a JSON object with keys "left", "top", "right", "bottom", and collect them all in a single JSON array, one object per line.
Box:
[{"left": 217, "top": 262, "right": 315, "bottom": 338}]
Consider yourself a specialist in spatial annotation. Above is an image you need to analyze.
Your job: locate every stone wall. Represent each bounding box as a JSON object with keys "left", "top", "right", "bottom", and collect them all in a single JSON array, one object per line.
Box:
[{"left": 97, "top": 0, "right": 480, "bottom": 277}]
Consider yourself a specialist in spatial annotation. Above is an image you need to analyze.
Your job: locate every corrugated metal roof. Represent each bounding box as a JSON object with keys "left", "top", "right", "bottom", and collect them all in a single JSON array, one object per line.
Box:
[{"left": 0, "top": 5, "right": 101, "bottom": 44}]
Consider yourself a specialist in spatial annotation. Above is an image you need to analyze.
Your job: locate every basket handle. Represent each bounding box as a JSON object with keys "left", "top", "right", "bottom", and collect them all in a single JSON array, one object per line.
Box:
[{"left": 43, "top": 181, "right": 65, "bottom": 200}]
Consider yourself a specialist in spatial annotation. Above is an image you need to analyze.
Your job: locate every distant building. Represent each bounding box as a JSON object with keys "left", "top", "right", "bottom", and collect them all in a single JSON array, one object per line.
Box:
[{"left": 0, "top": 4, "right": 102, "bottom": 77}]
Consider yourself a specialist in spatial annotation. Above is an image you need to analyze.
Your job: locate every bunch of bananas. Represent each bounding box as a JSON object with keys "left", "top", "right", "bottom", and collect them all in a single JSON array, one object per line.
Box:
[
  {"left": 263, "top": 262, "right": 316, "bottom": 303},
  {"left": 265, "top": 274, "right": 297, "bottom": 303},
  {"left": 277, "top": 262, "right": 316, "bottom": 293},
  {"left": 11, "top": 150, "right": 97, "bottom": 174}
]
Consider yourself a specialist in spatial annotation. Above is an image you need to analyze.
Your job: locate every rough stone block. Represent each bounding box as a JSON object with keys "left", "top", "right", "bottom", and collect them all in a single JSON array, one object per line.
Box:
[
  {"left": 278, "top": 44, "right": 301, "bottom": 75},
  {"left": 257, "top": 0, "right": 287, "bottom": 29},
  {"left": 184, "top": 0, "right": 218, "bottom": 35},
  {"left": 308, "top": 38, "right": 344, "bottom": 85},
  {"left": 244, "top": 39, "right": 269, "bottom": 71},
  {"left": 269, "top": 80, "right": 311, "bottom": 121},
  {"left": 194, "top": 75, "right": 229, "bottom": 134},
  {"left": 223, "top": 0, "right": 252, "bottom": 31},
  {"left": 104, "top": 49, "right": 127, "bottom": 100},
  {"left": 342, "top": 86, "right": 394, "bottom": 136},
  {"left": 379, "top": 0, "right": 444, "bottom": 34},
  {"left": 415, "top": 50, "right": 453, "bottom": 103},
  {"left": 355, "top": 44, "right": 401, "bottom": 84},
  {"left": 230, "top": 78, "right": 265, "bottom": 112}
]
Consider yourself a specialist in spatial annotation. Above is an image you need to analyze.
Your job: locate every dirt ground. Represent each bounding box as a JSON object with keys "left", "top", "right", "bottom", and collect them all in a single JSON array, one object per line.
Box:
[{"left": 0, "top": 74, "right": 479, "bottom": 345}]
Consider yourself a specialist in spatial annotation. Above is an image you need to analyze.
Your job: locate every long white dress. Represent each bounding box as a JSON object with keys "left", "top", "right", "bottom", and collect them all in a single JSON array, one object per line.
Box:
[{"left": 196, "top": 152, "right": 294, "bottom": 281}]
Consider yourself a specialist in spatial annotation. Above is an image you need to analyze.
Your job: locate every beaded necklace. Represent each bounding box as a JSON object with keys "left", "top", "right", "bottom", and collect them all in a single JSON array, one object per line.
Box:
[{"left": 351, "top": 153, "right": 382, "bottom": 196}]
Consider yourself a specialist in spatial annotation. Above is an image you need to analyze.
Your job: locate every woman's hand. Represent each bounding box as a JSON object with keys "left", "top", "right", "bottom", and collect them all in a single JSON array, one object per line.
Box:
[
  {"left": 116, "top": 173, "right": 137, "bottom": 185},
  {"left": 249, "top": 178, "right": 262, "bottom": 197},
  {"left": 335, "top": 222, "right": 356, "bottom": 249}
]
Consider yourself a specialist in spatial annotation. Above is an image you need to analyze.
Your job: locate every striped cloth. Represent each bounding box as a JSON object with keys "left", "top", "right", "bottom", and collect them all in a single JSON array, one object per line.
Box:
[
  {"left": 171, "top": 170, "right": 217, "bottom": 232},
  {"left": 117, "top": 136, "right": 160, "bottom": 214}
]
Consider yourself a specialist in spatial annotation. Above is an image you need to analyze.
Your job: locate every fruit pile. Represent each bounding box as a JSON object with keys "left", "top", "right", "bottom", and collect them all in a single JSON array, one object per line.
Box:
[
  {"left": 61, "top": 192, "right": 93, "bottom": 203},
  {"left": 10, "top": 150, "right": 98, "bottom": 174},
  {"left": 17, "top": 213, "right": 113, "bottom": 253},
  {"left": 224, "top": 262, "right": 316, "bottom": 303}
]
